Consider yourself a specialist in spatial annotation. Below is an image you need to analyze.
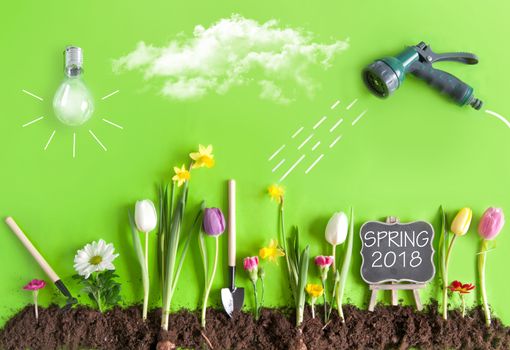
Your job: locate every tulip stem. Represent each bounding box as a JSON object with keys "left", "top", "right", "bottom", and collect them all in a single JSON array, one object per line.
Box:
[
  {"left": 332, "top": 245, "right": 337, "bottom": 272},
  {"left": 201, "top": 236, "right": 219, "bottom": 328},
  {"left": 311, "top": 299, "right": 316, "bottom": 319},
  {"left": 442, "top": 234, "right": 457, "bottom": 320},
  {"left": 478, "top": 239, "right": 491, "bottom": 326},
  {"left": 143, "top": 231, "right": 149, "bottom": 321}
]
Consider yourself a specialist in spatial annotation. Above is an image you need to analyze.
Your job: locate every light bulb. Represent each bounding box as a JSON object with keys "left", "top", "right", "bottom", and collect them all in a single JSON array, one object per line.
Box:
[{"left": 53, "top": 46, "right": 94, "bottom": 126}]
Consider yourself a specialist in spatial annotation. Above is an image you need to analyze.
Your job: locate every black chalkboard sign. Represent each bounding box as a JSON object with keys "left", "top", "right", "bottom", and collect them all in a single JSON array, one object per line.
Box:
[{"left": 360, "top": 220, "right": 435, "bottom": 284}]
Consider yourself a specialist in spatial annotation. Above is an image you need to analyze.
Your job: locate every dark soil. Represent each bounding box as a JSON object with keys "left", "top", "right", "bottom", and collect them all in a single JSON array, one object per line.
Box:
[{"left": 1, "top": 303, "right": 509, "bottom": 350}]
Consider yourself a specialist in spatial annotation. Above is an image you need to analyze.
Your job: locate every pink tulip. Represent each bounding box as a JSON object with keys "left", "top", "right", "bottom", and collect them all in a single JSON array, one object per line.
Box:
[
  {"left": 243, "top": 256, "right": 259, "bottom": 271},
  {"left": 23, "top": 279, "right": 46, "bottom": 291},
  {"left": 478, "top": 207, "right": 505, "bottom": 240},
  {"left": 314, "top": 255, "right": 334, "bottom": 268}
]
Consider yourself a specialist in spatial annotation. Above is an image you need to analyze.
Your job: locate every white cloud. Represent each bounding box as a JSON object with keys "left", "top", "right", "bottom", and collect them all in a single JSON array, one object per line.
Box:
[{"left": 113, "top": 14, "right": 349, "bottom": 103}]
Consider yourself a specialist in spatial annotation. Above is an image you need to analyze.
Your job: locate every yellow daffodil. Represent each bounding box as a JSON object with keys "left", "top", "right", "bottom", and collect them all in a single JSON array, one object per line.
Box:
[
  {"left": 305, "top": 283, "right": 324, "bottom": 298},
  {"left": 268, "top": 184, "right": 284, "bottom": 204},
  {"left": 172, "top": 164, "right": 190, "bottom": 187},
  {"left": 190, "top": 144, "right": 215, "bottom": 169},
  {"left": 259, "top": 239, "right": 285, "bottom": 263}
]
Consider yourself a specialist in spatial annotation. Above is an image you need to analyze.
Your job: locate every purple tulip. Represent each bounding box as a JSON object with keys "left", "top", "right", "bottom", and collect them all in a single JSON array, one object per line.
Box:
[
  {"left": 202, "top": 207, "right": 225, "bottom": 236},
  {"left": 478, "top": 207, "right": 505, "bottom": 240}
]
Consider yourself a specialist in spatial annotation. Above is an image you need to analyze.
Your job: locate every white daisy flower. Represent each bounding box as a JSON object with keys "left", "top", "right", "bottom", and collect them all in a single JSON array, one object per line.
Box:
[{"left": 73, "top": 239, "right": 119, "bottom": 279}]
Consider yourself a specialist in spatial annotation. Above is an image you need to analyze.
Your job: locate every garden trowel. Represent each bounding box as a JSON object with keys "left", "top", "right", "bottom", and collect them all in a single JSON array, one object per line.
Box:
[
  {"left": 5, "top": 216, "right": 78, "bottom": 308},
  {"left": 221, "top": 180, "right": 244, "bottom": 317}
]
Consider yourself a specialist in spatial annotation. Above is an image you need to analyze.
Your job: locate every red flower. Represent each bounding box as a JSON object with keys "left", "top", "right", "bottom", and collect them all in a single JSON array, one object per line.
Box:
[
  {"left": 314, "top": 255, "right": 334, "bottom": 268},
  {"left": 23, "top": 279, "right": 46, "bottom": 291},
  {"left": 448, "top": 280, "right": 475, "bottom": 294}
]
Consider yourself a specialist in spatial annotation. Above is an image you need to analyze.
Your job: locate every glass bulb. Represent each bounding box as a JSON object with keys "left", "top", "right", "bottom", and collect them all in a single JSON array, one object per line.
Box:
[{"left": 53, "top": 46, "right": 94, "bottom": 126}]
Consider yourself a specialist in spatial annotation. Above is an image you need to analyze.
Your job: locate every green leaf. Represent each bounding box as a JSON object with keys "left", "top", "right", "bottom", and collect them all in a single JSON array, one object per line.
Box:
[
  {"left": 296, "top": 244, "right": 309, "bottom": 327},
  {"left": 170, "top": 201, "right": 205, "bottom": 299},
  {"left": 128, "top": 210, "right": 149, "bottom": 302}
]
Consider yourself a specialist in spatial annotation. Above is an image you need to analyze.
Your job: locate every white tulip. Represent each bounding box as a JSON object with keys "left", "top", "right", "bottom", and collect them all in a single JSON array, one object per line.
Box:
[
  {"left": 135, "top": 199, "right": 157, "bottom": 233},
  {"left": 325, "top": 212, "right": 348, "bottom": 271},
  {"left": 325, "top": 212, "right": 348, "bottom": 246}
]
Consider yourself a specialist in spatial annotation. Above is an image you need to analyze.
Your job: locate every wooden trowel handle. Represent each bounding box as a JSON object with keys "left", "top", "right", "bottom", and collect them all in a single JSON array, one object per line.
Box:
[
  {"left": 5, "top": 216, "right": 60, "bottom": 282},
  {"left": 228, "top": 180, "right": 236, "bottom": 267}
]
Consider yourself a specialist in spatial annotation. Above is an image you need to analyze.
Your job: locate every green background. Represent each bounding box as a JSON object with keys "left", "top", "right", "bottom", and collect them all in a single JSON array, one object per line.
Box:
[{"left": 1, "top": 0, "right": 509, "bottom": 328}]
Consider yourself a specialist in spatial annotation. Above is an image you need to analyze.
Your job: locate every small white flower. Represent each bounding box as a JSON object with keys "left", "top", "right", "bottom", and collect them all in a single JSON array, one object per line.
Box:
[{"left": 73, "top": 239, "right": 119, "bottom": 279}]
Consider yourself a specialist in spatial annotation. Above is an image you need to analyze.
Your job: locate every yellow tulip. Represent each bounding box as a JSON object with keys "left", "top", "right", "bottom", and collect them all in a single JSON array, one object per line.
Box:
[{"left": 450, "top": 207, "right": 473, "bottom": 236}]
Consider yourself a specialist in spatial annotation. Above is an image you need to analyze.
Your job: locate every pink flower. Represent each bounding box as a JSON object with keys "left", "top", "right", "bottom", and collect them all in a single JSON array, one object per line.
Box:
[
  {"left": 478, "top": 207, "right": 505, "bottom": 240},
  {"left": 314, "top": 255, "right": 334, "bottom": 268},
  {"left": 243, "top": 256, "right": 259, "bottom": 271},
  {"left": 23, "top": 279, "right": 46, "bottom": 291}
]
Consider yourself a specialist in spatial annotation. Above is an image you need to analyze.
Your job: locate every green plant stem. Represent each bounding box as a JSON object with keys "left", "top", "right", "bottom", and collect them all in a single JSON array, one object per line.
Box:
[
  {"left": 335, "top": 207, "right": 354, "bottom": 323},
  {"left": 169, "top": 203, "right": 205, "bottom": 300},
  {"left": 33, "top": 291, "right": 39, "bottom": 321},
  {"left": 252, "top": 280, "right": 260, "bottom": 320},
  {"left": 332, "top": 244, "right": 337, "bottom": 272},
  {"left": 143, "top": 232, "right": 149, "bottom": 321},
  {"left": 260, "top": 278, "right": 265, "bottom": 316},
  {"left": 296, "top": 245, "right": 309, "bottom": 327},
  {"left": 321, "top": 278, "right": 328, "bottom": 323},
  {"left": 327, "top": 274, "right": 338, "bottom": 321},
  {"left": 442, "top": 234, "right": 458, "bottom": 320},
  {"left": 478, "top": 239, "right": 490, "bottom": 326},
  {"left": 201, "top": 236, "right": 219, "bottom": 328},
  {"left": 96, "top": 290, "right": 103, "bottom": 313},
  {"left": 311, "top": 298, "right": 316, "bottom": 319},
  {"left": 461, "top": 294, "right": 466, "bottom": 318},
  {"left": 161, "top": 184, "right": 187, "bottom": 331},
  {"left": 279, "top": 200, "right": 297, "bottom": 300}
]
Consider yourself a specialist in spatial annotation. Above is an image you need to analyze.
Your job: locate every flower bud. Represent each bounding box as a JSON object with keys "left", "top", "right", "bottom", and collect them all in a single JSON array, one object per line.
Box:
[
  {"left": 450, "top": 207, "right": 472, "bottom": 236},
  {"left": 135, "top": 199, "right": 158, "bottom": 233},
  {"left": 202, "top": 208, "right": 226, "bottom": 236},
  {"left": 325, "top": 212, "right": 348, "bottom": 246},
  {"left": 478, "top": 207, "right": 505, "bottom": 240}
]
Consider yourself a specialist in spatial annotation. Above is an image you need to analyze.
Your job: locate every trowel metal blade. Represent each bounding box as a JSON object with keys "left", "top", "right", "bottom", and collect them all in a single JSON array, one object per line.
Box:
[{"left": 221, "top": 287, "right": 244, "bottom": 317}]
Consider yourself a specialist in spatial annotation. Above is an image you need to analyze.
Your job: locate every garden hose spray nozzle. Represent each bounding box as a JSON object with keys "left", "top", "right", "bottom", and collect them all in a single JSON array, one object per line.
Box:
[{"left": 362, "top": 42, "right": 483, "bottom": 110}]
